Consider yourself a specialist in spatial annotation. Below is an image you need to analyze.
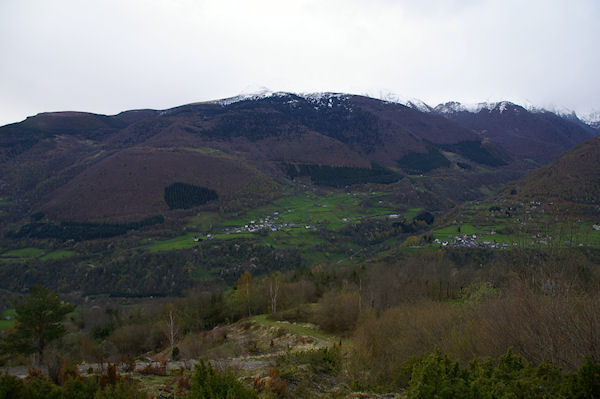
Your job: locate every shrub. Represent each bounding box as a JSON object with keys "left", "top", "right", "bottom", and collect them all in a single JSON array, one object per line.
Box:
[
  {"left": 316, "top": 291, "right": 360, "bottom": 334},
  {"left": 94, "top": 380, "right": 149, "bottom": 399},
  {"left": 0, "top": 373, "right": 27, "bottom": 399},
  {"left": 187, "top": 360, "right": 257, "bottom": 399},
  {"left": 413, "top": 211, "right": 434, "bottom": 225},
  {"left": 120, "top": 355, "right": 136, "bottom": 373},
  {"left": 406, "top": 349, "right": 468, "bottom": 398},
  {"left": 279, "top": 346, "right": 342, "bottom": 375},
  {"left": 405, "top": 349, "right": 600, "bottom": 399},
  {"left": 109, "top": 323, "right": 164, "bottom": 356}
]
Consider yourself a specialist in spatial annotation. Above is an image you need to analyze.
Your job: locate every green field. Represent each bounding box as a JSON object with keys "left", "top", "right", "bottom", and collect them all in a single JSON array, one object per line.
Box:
[
  {"left": 193, "top": 191, "right": 398, "bottom": 232},
  {"left": 0, "top": 309, "right": 16, "bottom": 331},
  {"left": 152, "top": 191, "right": 402, "bottom": 255},
  {"left": 430, "top": 199, "right": 600, "bottom": 249},
  {"left": 40, "top": 250, "right": 77, "bottom": 260},
  {"left": 1, "top": 247, "right": 46, "bottom": 258},
  {"left": 146, "top": 234, "right": 200, "bottom": 252},
  {"left": 1, "top": 247, "right": 77, "bottom": 260}
]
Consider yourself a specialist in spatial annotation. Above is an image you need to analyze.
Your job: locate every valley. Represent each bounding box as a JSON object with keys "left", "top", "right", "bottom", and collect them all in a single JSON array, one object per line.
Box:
[{"left": 1, "top": 93, "right": 600, "bottom": 398}]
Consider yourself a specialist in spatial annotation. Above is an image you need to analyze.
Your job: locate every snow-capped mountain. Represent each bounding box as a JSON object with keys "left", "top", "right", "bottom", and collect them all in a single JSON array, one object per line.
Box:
[
  {"left": 219, "top": 88, "right": 598, "bottom": 133},
  {"left": 580, "top": 110, "right": 600, "bottom": 129},
  {"left": 434, "top": 101, "right": 525, "bottom": 114},
  {"left": 431, "top": 101, "right": 595, "bottom": 164},
  {"left": 1, "top": 88, "right": 595, "bottom": 224}
]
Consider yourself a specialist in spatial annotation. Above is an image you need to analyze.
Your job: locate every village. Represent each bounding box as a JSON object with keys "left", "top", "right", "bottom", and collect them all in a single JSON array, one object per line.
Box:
[
  {"left": 223, "top": 212, "right": 316, "bottom": 234},
  {"left": 434, "top": 234, "right": 516, "bottom": 249},
  {"left": 200, "top": 209, "right": 318, "bottom": 239}
]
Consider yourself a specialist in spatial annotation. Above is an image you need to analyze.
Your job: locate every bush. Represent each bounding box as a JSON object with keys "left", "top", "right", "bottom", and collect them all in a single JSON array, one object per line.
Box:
[
  {"left": 94, "top": 380, "right": 149, "bottom": 399},
  {"left": 413, "top": 211, "right": 434, "bottom": 225},
  {"left": 0, "top": 373, "right": 27, "bottom": 399},
  {"left": 109, "top": 323, "right": 164, "bottom": 356},
  {"left": 187, "top": 360, "right": 257, "bottom": 399},
  {"left": 0, "top": 371, "right": 148, "bottom": 399},
  {"left": 316, "top": 291, "right": 360, "bottom": 334},
  {"left": 405, "top": 349, "right": 600, "bottom": 399},
  {"left": 279, "top": 346, "right": 342, "bottom": 375}
]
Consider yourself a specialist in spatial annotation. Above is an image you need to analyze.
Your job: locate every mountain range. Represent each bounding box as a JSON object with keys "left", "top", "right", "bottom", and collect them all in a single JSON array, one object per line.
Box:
[{"left": 0, "top": 91, "right": 597, "bottom": 227}]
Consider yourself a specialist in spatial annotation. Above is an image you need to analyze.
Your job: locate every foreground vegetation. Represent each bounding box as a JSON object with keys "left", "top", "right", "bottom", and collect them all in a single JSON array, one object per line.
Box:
[
  {"left": 2, "top": 349, "right": 599, "bottom": 398},
  {"left": 1, "top": 245, "right": 600, "bottom": 397}
]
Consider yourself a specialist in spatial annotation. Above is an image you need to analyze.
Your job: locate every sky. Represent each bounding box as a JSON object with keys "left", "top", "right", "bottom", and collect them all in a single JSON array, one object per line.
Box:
[{"left": 1, "top": 0, "right": 599, "bottom": 126}]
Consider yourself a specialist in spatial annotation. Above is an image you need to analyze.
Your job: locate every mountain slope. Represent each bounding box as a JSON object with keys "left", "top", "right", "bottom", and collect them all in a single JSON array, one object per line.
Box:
[
  {"left": 508, "top": 135, "right": 600, "bottom": 207},
  {"left": 41, "top": 147, "right": 279, "bottom": 221},
  {"left": 433, "top": 101, "right": 595, "bottom": 165},
  {"left": 0, "top": 93, "right": 588, "bottom": 225}
]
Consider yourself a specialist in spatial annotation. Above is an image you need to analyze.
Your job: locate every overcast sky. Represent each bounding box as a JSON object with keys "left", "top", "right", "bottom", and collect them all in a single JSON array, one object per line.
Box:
[{"left": 1, "top": 0, "right": 598, "bottom": 126}]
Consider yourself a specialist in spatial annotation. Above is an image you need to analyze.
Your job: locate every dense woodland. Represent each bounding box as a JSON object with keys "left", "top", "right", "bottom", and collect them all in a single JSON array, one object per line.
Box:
[
  {"left": 0, "top": 240, "right": 305, "bottom": 296},
  {"left": 5, "top": 216, "right": 165, "bottom": 241},
  {"left": 440, "top": 140, "right": 506, "bottom": 167},
  {"left": 209, "top": 95, "right": 383, "bottom": 148},
  {"left": 396, "top": 146, "right": 451, "bottom": 174},
  {"left": 285, "top": 163, "right": 401, "bottom": 187},
  {"left": 163, "top": 183, "right": 219, "bottom": 210}
]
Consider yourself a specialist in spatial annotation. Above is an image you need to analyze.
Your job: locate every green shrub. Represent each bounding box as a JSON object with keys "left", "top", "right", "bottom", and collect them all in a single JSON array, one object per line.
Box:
[
  {"left": 188, "top": 360, "right": 257, "bottom": 399},
  {"left": 0, "top": 373, "right": 27, "bottom": 399},
  {"left": 566, "top": 356, "right": 600, "bottom": 398},
  {"left": 60, "top": 377, "right": 98, "bottom": 399},
  {"left": 0, "top": 373, "right": 148, "bottom": 399},
  {"left": 405, "top": 349, "right": 600, "bottom": 399},
  {"left": 279, "top": 346, "right": 342, "bottom": 375},
  {"left": 407, "top": 349, "right": 468, "bottom": 399},
  {"left": 94, "top": 380, "right": 149, "bottom": 399}
]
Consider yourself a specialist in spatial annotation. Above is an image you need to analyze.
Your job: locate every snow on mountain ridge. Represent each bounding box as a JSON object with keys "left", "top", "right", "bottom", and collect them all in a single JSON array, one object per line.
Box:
[
  {"left": 216, "top": 89, "right": 598, "bottom": 128},
  {"left": 371, "top": 92, "right": 433, "bottom": 112},
  {"left": 219, "top": 88, "right": 280, "bottom": 106},
  {"left": 219, "top": 89, "right": 353, "bottom": 107},
  {"left": 435, "top": 101, "right": 522, "bottom": 114},
  {"left": 580, "top": 110, "right": 600, "bottom": 125}
]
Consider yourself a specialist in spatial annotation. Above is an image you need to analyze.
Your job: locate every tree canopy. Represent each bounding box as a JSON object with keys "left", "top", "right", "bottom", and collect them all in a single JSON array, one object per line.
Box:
[{"left": 1, "top": 286, "right": 75, "bottom": 364}]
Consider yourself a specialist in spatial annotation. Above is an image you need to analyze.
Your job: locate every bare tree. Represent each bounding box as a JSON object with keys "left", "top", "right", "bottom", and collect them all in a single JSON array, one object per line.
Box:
[
  {"left": 164, "top": 303, "right": 179, "bottom": 358},
  {"left": 268, "top": 272, "right": 283, "bottom": 314}
]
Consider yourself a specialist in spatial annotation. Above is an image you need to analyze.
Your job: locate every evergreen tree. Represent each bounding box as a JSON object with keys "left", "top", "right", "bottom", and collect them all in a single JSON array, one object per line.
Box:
[{"left": 1, "top": 286, "right": 75, "bottom": 365}]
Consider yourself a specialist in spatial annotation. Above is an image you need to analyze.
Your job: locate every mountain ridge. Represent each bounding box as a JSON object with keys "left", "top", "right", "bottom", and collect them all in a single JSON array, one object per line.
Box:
[{"left": 0, "top": 92, "right": 594, "bottom": 225}]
